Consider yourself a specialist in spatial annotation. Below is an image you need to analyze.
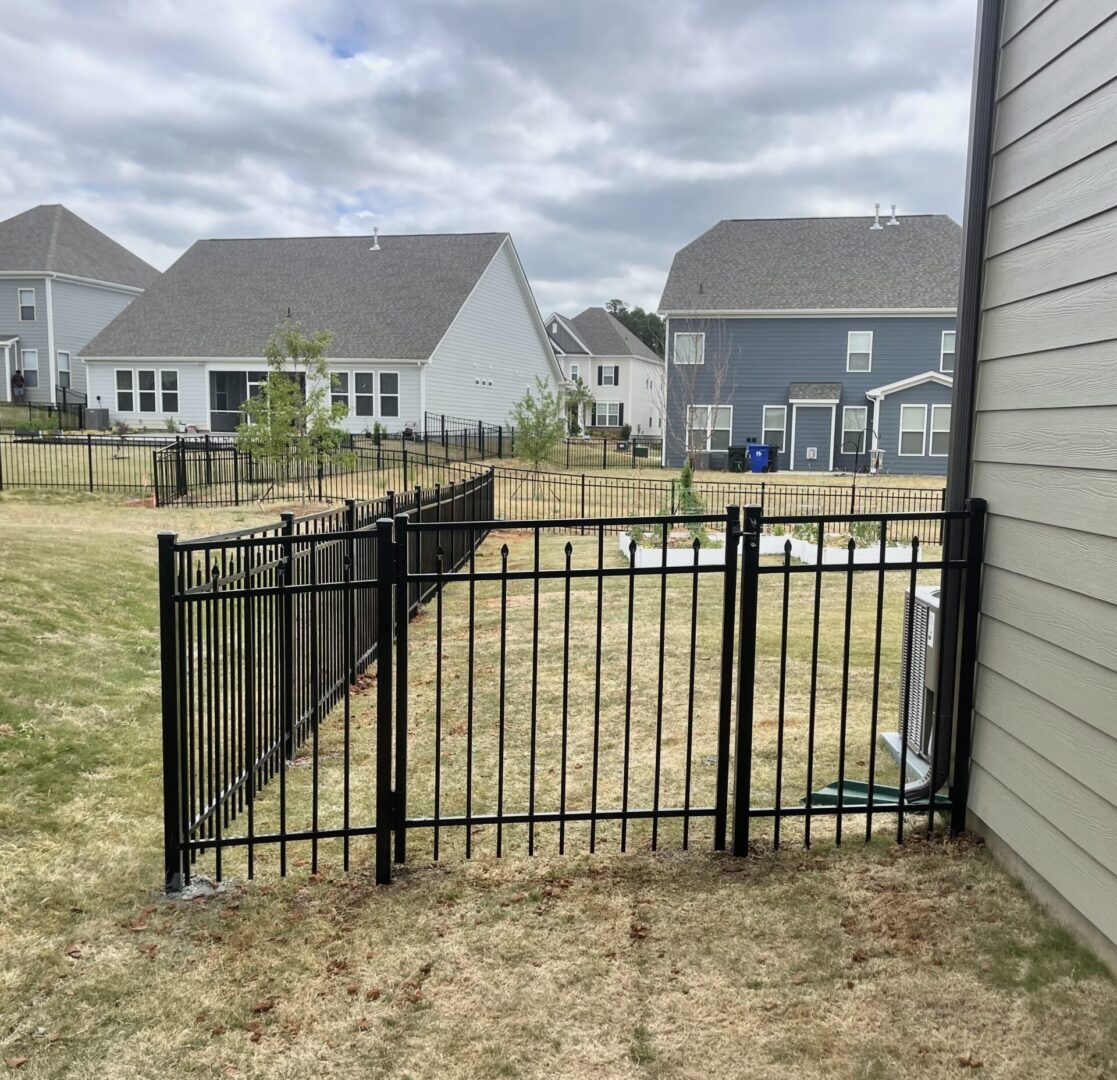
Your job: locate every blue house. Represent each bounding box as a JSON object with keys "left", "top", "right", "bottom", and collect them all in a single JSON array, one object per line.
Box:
[{"left": 658, "top": 212, "right": 962, "bottom": 474}]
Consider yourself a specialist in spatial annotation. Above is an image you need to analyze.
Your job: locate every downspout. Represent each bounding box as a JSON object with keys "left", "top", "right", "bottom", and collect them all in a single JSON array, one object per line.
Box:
[{"left": 907, "top": 0, "right": 1000, "bottom": 805}]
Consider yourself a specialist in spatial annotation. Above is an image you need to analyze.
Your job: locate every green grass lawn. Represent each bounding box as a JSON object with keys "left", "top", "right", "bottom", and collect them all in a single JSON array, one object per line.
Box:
[{"left": 0, "top": 490, "right": 1114, "bottom": 1079}]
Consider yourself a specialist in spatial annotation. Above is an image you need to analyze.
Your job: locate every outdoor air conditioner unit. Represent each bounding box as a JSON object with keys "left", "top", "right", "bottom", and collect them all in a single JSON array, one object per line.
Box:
[{"left": 883, "top": 584, "right": 940, "bottom": 781}]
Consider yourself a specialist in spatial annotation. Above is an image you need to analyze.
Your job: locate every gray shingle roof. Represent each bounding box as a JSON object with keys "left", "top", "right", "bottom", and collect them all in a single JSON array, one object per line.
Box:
[
  {"left": 0, "top": 204, "right": 160, "bottom": 288},
  {"left": 84, "top": 232, "right": 508, "bottom": 359},
  {"left": 658, "top": 215, "right": 961, "bottom": 312},
  {"left": 789, "top": 382, "right": 842, "bottom": 401},
  {"left": 569, "top": 306, "right": 662, "bottom": 361}
]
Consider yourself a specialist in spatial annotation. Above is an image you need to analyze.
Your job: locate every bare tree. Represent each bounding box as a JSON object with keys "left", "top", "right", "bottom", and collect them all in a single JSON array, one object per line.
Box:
[{"left": 654, "top": 321, "right": 737, "bottom": 471}]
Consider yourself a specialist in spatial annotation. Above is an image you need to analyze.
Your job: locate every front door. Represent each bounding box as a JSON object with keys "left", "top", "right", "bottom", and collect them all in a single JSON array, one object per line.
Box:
[{"left": 790, "top": 405, "right": 834, "bottom": 472}]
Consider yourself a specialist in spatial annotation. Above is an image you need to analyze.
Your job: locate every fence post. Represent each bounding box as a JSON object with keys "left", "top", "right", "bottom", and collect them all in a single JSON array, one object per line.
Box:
[
  {"left": 393, "top": 511, "right": 410, "bottom": 865},
  {"left": 233, "top": 448, "right": 241, "bottom": 506},
  {"left": 478, "top": 420, "right": 485, "bottom": 461},
  {"left": 402, "top": 443, "right": 409, "bottom": 490},
  {"left": 602, "top": 439, "right": 607, "bottom": 470},
  {"left": 0, "top": 435, "right": 5, "bottom": 492},
  {"left": 731, "top": 503, "right": 762, "bottom": 857},
  {"left": 950, "top": 498, "right": 987, "bottom": 834},
  {"left": 580, "top": 473, "right": 586, "bottom": 525},
  {"left": 850, "top": 480, "right": 857, "bottom": 517},
  {"left": 204, "top": 433, "right": 212, "bottom": 487},
  {"left": 157, "top": 532, "right": 184, "bottom": 892},
  {"left": 375, "top": 517, "right": 395, "bottom": 886},
  {"left": 280, "top": 511, "right": 296, "bottom": 758},
  {"left": 713, "top": 505, "right": 741, "bottom": 851},
  {"left": 498, "top": 425, "right": 503, "bottom": 459},
  {"left": 345, "top": 499, "right": 357, "bottom": 685}
]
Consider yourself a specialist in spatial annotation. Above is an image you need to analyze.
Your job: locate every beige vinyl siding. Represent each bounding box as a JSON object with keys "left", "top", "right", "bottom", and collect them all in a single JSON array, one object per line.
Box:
[{"left": 967, "top": 0, "right": 1117, "bottom": 958}]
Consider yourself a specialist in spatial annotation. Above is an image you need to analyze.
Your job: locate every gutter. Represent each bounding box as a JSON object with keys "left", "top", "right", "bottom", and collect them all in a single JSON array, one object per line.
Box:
[{"left": 909, "top": 0, "right": 1001, "bottom": 807}]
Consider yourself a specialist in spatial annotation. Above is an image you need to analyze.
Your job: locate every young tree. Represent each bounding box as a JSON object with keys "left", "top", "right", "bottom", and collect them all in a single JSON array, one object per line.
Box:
[
  {"left": 565, "top": 375, "right": 595, "bottom": 435},
  {"left": 510, "top": 377, "right": 567, "bottom": 470},
  {"left": 659, "top": 322, "right": 736, "bottom": 471},
  {"left": 236, "top": 320, "right": 351, "bottom": 500}
]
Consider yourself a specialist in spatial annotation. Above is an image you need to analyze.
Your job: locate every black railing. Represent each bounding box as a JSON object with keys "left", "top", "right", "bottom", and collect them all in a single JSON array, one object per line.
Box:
[
  {"left": 423, "top": 413, "right": 506, "bottom": 461},
  {"left": 158, "top": 468, "right": 496, "bottom": 888},
  {"left": 0, "top": 396, "right": 85, "bottom": 432},
  {"left": 159, "top": 497, "right": 984, "bottom": 889}
]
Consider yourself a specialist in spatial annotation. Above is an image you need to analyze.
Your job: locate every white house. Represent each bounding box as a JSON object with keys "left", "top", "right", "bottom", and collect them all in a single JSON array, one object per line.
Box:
[
  {"left": 544, "top": 307, "right": 665, "bottom": 435},
  {"left": 82, "top": 231, "right": 563, "bottom": 432}
]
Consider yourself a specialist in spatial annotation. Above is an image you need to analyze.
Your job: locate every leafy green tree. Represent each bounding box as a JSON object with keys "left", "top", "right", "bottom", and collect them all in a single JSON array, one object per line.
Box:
[
  {"left": 510, "top": 377, "right": 567, "bottom": 470},
  {"left": 565, "top": 375, "right": 595, "bottom": 435},
  {"left": 236, "top": 320, "right": 351, "bottom": 499}
]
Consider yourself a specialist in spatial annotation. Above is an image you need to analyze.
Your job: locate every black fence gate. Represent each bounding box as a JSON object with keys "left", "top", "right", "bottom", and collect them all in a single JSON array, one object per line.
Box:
[{"left": 159, "top": 490, "right": 985, "bottom": 890}]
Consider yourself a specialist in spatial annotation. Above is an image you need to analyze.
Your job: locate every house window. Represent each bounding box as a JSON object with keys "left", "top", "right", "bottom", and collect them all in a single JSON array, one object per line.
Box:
[
  {"left": 354, "top": 373, "right": 375, "bottom": 417},
  {"left": 898, "top": 404, "right": 927, "bottom": 456},
  {"left": 594, "top": 402, "right": 621, "bottom": 427},
  {"left": 552, "top": 320, "right": 558, "bottom": 334},
  {"left": 687, "top": 405, "right": 732, "bottom": 452},
  {"left": 57, "top": 351, "right": 71, "bottom": 389},
  {"left": 18, "top": 288, "right": 35, "bottom": 321},
  {"left": 841, "top": 406, "right": 868, "bottom": 454},
  {"left": 161, "top": 370, "right": 179, "bottom": 413},
  {"left": 138, "top": 370, "right": 157, "bottom": 412},
  {"left": 674, "top": 332, "right": 704, "bottom": 365},
  {"left": 21, "top": 350, "right": 39, "bottom": 388},
  {"left": 762, "top": 405, "right": 786, "bottom": 451},
  {"left": 940, "top": 331, "right": 956, "bottom": 373},
  {"left": 930, "top": 404, "right": 951, "bottom": 456},
  {"left": 331, "top": 371, "right": 350, "bottom": 412},
  {"left": 846, "top": 331, "right": 873, "bottom": 372},
  {"left": 570, "top": 363, "right": 580, "bottom": 381},
  {"left": 598, "top": 365, "right": 618, "bottom": 386},
  {"left": 115, "top": 369, "right": 133, "bottom": 411},
  {"left": 379, "top": 372, "right": 399, "bottom": 418}
]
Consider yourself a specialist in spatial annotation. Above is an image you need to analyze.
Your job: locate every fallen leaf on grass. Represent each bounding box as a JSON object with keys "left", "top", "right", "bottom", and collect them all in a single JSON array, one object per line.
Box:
[
  {"left": 365, "top": 988, "right": 381, "bottom": 1002},
  {"left": 629, "top": 922, "right": 649, "bottom": 942},
  {"left": 251, "top": 999, "right": 275, "bottom": 1014},
  {"left": 979, "top": 961, "right": 993, "bottom": 973},
  {"left": 137, "top": 943, "right": 158, "bottom": 959},
  {"left": 4, "top": 1059, "right": 29, "bottom": 1070},
  {"left": 958, "top": 1053, "right": 984, "bottom": 1069},
  {"left": 356, "top": 1018, "right": 370, "bottom": 1032},
  {"left": 346, "top": 985, "right": 359, "bottom": 996},
  {"left": 63, "top": 945, "right": 83, "bottom": 959}
]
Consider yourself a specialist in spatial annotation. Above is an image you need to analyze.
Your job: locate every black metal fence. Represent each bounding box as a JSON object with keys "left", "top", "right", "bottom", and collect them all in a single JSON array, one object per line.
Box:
[
  {"left": 549, "top": 435, "right": 663, "bottom": 470},
  {"left": 423, "top": 412, "right": 506, "bottom": 460},
  {"left": 159, "top": 493, "right": 985, "bottom": 889},
  {"left": 157, "top": 468, "right": 495, "bottom": 887}
]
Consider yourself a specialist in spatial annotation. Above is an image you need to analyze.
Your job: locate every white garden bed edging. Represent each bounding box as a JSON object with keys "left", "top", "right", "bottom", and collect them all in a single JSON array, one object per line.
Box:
[
  {"left": 618, "top": 530, "right": 727, "bottom": 567},
  {"left": 758, "top": 534, "right": 916, "bottom": 565}
]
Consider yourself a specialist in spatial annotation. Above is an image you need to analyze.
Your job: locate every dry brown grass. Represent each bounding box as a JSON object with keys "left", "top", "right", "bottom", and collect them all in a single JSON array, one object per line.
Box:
[{"left": 1, "top": 492, "right": 1114, "bottom": 1080}]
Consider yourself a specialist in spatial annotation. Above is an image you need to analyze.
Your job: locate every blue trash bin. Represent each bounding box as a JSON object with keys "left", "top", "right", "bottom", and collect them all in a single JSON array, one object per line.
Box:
[{"left": 747, "top": 443, "right": 770, "bottom": 473}]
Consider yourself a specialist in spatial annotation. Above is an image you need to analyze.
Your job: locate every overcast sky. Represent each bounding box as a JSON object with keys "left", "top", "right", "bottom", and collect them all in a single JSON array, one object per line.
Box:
[{"left": 0, "top": 0, "right": 978, "bottom": 315}]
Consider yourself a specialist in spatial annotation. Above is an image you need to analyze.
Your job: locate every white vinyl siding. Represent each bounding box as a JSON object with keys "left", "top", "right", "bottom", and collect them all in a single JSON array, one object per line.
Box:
[
  {"left": 21, "top": 349, "right": 39, "bottom": 388},
  {"left": 967, "top": 0, "right": 1117, "bottom": 962},
  {"left": 673, "top": 332, "right": 704, "bottom": 365},
  {"left": 841, "top": 406, "right": 869, "bottom": 454},
  {"left": 762, "top": 405, "right": 786, "bottom": 451},
  {"left": 898, "top": 404, "right": 926, "bottom": 456},
  {"left": 846, "top": 330, "right": 872, "bottom": 372}
]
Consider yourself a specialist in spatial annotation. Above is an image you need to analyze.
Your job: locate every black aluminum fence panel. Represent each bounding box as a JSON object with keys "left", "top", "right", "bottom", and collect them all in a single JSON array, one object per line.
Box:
[
  {"left": 160, "top": 491, "right": 985, "bottom": 890},
  {"left": 0, "top": 398, "right": 85, "bottom": 432},
  {"left": 423, "top": 413, "right": 506, "bottom": 461},
  {"left": 549, "top": 435, "right": 663, "bottom": 471},
  {"left": 158, "top": 469, "right": 496, "bottom": 889}
]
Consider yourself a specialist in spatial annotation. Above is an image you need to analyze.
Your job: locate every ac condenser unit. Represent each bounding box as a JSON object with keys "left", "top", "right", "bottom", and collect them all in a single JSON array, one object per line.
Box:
[{"left": 898, "top": 585, "right": 940, "bottom": 761}]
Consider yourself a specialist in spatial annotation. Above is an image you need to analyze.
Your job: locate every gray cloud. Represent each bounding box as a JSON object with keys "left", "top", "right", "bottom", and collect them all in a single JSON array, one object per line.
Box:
[{"left": 0, "top": 0, "right": 977, "bottom": 313}]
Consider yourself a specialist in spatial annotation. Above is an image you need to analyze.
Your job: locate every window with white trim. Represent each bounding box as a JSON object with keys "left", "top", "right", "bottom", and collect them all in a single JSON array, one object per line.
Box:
[
  {"left": 354, "top": 372, "right": 375, "bottom": 417},
  {"left": 379, "top": 372, "right": 399, "bottom": 418},
  {"left": 940, "top": 331, "right": 956, "bottom": 373},
  {"left": 898, "top": 404, "right": 927, "bottom": 456},
  {"left": 594, "top": 402, "right": 621, "bottom": 427},
  {"left": 841, "top": 406, "right": 868, "bottom": 454},
  {"left": 138, "top": 370, "right": 157, "bottom": 412},
  {"left": 687, "top": 405, "right": 732, "bottom": 452},
  {"left": 597, "top": 364, "right": 618, "bottom": 386},
  {"left": 930, "top": 404, "right": 951, "bottom": 456},
  {"left": 569, "top": 363, "right": 580, "bottom": 381},
  {"left": 846, "top": 331, "right": 872, "bottom": 372},
  {"left": 331, "top": 371, "right": 350, "bottom": 412},
  {"left": 161, "top": 370, "right": 179, "bottom": 413},
  {"left": 21, "top": 349, "right": 39, "bottom": 388},
  {"left": 56, "top": 351, "right": 71, "bottom": 389},
  {"left": 115, "top": 369, "right": 133, "bottom": 411},
  {"left": 761, "top": 405, "right": 786, "bottom": 451},
  {"left": 674, "top": 332, "right": 704, "bottom": 365},
  {"left": 18, "top": 288, "right": 35, "bottom": 321}
]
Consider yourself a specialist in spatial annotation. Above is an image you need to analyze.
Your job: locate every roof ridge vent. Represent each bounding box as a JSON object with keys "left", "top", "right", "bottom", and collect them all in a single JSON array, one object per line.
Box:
[
  {"left": 369, "top": 226, "right": 380, "bottom": 252},
  {"left": 870, "top": 203, "right": 883, "bottom": 230},
  {"left": 887, "top": 204, "right": 900, "bottom": 225}
]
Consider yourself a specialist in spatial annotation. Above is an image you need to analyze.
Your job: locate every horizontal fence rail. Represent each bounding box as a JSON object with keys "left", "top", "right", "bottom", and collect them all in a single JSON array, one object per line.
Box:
[{"left": 159, "top": 491, "right": 984, "bottom": 890}]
